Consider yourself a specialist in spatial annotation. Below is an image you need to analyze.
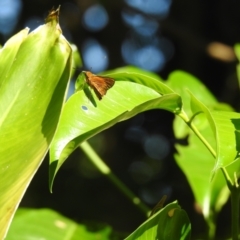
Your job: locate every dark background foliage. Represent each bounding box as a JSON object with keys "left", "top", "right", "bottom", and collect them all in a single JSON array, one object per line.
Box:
[{"left": 1, "top": 0, "right": 240, "bottom": 238}]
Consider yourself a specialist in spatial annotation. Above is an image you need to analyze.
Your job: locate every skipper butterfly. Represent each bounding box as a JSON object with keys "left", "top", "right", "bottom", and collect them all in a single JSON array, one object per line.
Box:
[{"left": 83, "top": 71, "right": 115, "bottom": 100}]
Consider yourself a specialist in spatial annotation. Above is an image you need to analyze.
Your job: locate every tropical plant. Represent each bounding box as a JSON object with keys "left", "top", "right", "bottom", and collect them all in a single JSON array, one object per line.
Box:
[{"left": 1, "top": 8, "right": 240, "bottom": 240}]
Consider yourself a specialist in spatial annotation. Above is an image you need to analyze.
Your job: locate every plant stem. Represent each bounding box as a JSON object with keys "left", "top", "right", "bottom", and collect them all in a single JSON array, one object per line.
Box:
[
  {"left": 79, "top": 141, "right": 150, "bottom": 216},
  {"left": 221, "top": 168, "right": 240, "bottom": 240},
  {"left": 178, "top": 111, "right": 216, "bottom": 158},
  {"left": 206, "top": 213, "right": 216, "bottom": 240},
  {"left": 231, "top": 188, "right": 239, "bottom": 240},
  {"left": 189, "top": 123, "right": 216, "bottom": 158}
]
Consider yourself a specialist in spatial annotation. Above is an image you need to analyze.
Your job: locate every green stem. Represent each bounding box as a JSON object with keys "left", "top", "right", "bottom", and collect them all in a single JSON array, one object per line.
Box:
[
  {"left": 221, "top": 168, "right": 240, "bottom": 240},
  {"left": 79, "top": 141, "right": 150, "bottom": 216},
  {"left": 231, "top": 189, "right": 239, "bottom": 240},
  {"left": 206, "top": 213, "right": 216, "bottom": 240},
  {"left": 178, "top": 111, "right": 216, "bottom": 158},
  {"left": 189, "top": 123, "right": 216, "bottom": 158}
]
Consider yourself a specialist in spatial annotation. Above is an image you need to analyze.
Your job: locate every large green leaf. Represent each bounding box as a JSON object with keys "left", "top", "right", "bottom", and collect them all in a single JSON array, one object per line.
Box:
[
  {"left": 166, "top": 71, "right": 238, "bottom": 224},
  {"left": 6, "top": 208, "right": 116, "bottom": 240},
  {"left": 49, "top": 71, "right": 182, "bottom": 188},
  {"left": 0, "top": 29, "right": 29, "bottom": 87},
  {"left": 125, "top": 201, "right": 191, "bottom": 240},
  {"left": 176, "top": 91, "right": 240, "bottom": 224},
  {"left": 166, "top": 71, "right": 233, "bottom": 138},
  {"left": 103, "top": 65, "right": 163, "bottom": 82},
  {"left": 0, "top": 14, "right": 72, "bottom": 238},
  {"left": 175, "top": 116, "right": 240, "bottom": 233},
  {"left": 106, "top": 71, "right": 174, "bottom": 95},
  {"left": 175, "top": 127, "right": 230, "bottom": 218},
  {"left": 190, "top": 93, "right": 240, "bottom": 171}
]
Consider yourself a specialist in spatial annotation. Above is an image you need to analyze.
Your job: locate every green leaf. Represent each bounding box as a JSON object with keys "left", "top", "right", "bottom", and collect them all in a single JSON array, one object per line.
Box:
[
  {"left": 70, "top": 43, "right": 82, "bottom": 78},
  {"left": 167, "top": 71, "right": 217, "bottom": 109},
  {"left": 234, "top": 44, "right": 240, "bottom": 91},
  {"left": 176, "top": 91, "right": 240, "bottom": 223},
  {"left": 166, "top": 71, "right": 233, "bottom": 138},
  {"left": 6, "top": 208, "right": 114, "bottom": 240},
  {"left": 0, "top": 17, "right": 72, "bottom": 238},
  {"left": 168, "top": 71, "right": 239, "bottom": 229},
  {"left": 75, "top": 71, "right": 85, "bottom": 91},
  {"left": 212, "top": 111, "right": 240, "bottom": 169},
  {"left": 189, "top": 92, "right": 240, "bottom": 170},
  {"left": 49, "top": 78, "right": 182, "bottom": 188},
  {"left": 234, "top": 44, "right": 240, "bottom": 62},
  {"left": 104, "top": 67, "right": 174, "bottom": 95},
  {"left": 175, "top": 127, "right": 229, "bottom": 219},
  {"left": 103, "top": 65, "right": 163, "bottom": 81},
  {"left": 125, "top": 201, "right": 191, "bottom": 240},
  {"left": 0, "top": 29, "right": 29, "bottom": 87}
]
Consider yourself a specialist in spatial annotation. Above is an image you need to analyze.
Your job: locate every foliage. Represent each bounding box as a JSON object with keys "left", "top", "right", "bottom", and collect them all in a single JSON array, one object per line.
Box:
[
  {"left": 0, "top": 10, "right": 72, "bottom": 238},
  {"left": 1, "top": 13, "right": 240, "bottom": 240},
  {"left": 6, "top": 208, "right": 117, "bottom": 240}
]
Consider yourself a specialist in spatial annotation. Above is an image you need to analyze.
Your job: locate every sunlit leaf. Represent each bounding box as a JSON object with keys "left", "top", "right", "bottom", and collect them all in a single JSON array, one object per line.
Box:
[
  {"left": 125, "top": 201, "right": 191, "bottom": 240},
  {"left": 50, "top": 79, "right": 182, "bottom": 188},
  {"left": 0, "top": 13, "right": 72, "bottom": 238}
]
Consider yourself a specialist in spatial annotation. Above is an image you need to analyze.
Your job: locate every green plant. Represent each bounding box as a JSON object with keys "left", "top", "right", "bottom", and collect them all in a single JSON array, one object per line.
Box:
[{"left": 1, "top": 9, "right": 240, "bottom": 240}]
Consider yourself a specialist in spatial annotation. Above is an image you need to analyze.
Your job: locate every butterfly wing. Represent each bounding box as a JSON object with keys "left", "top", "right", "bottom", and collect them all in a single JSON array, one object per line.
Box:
[{"left": 84, "top": 71, "right": 115, "bottom": 100}]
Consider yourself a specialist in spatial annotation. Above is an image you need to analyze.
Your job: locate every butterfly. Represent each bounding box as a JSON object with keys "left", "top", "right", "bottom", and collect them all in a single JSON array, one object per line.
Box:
[{"left": 83, "top": 71, "right": 115, "bottom": 100}]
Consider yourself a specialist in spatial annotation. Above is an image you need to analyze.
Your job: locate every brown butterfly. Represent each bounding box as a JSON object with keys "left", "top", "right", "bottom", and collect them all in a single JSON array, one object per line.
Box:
[{"left": 83, "top": 71, "right": 115, "bottom": 100}]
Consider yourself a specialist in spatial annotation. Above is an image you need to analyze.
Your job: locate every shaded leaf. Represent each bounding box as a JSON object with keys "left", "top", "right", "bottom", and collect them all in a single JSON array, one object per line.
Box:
[{"left": 6, "top": 208, "right": 116, "bottom": 240}]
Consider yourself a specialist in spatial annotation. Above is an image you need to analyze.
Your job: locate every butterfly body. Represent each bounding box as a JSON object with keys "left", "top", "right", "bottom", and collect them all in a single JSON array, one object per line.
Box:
[{"left": 83, "top": 71, "right": 115, "bottom": 100}]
